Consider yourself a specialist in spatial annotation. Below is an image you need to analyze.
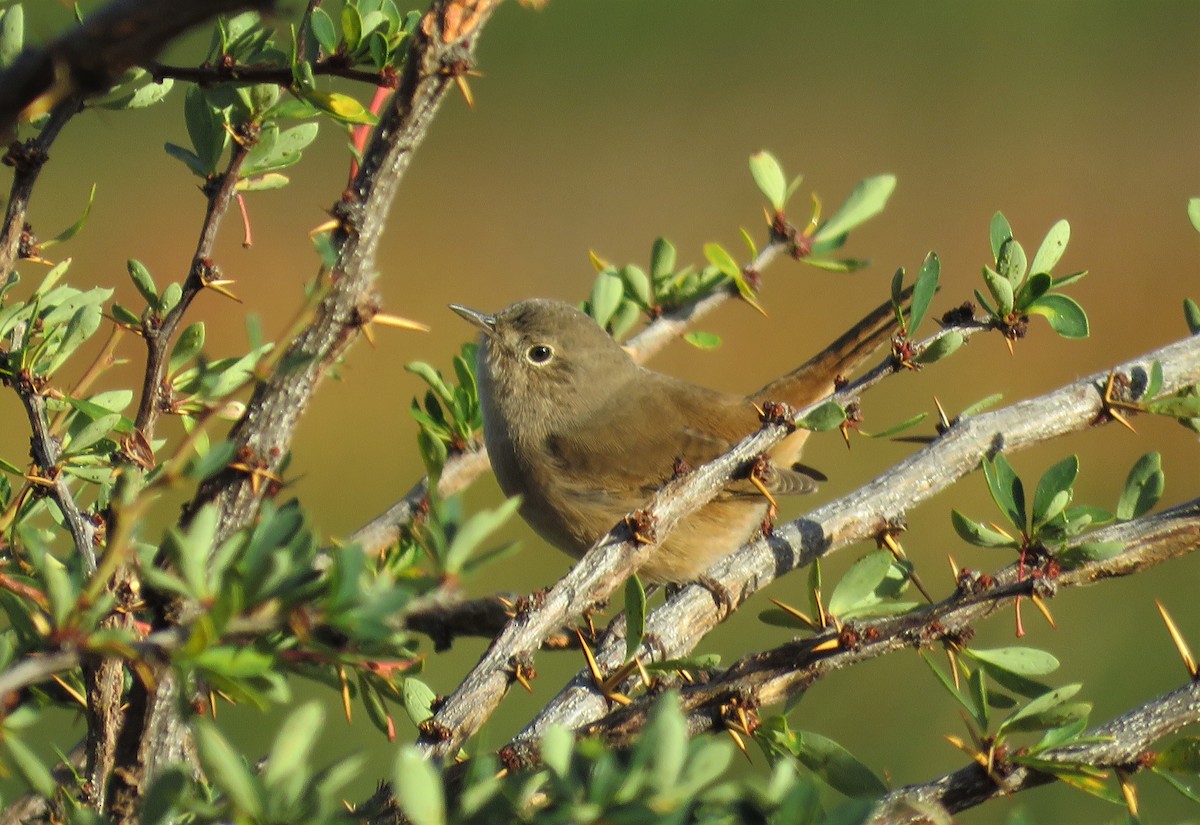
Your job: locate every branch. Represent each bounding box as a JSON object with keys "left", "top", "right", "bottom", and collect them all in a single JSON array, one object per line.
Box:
[
  {"left": 499, "top": 497, "right": 1200, "bottom": 762},
  {"left": 0, "top": 0, "right": 272, "bottom": 134},
  {"left": 503, "top": 332, "right": 1200, "bottom": 751},
  {"left": 867, "top": 679, "right": 1200, "bottom": 824},
  {"left": 147, "top": 59, "right": 389, "bottom": 88},
  {"left": 132, "top": 135, "right": 254, "bottom": 441},
  {"left": 192, "top": 0, "right": 502, "bottom": 543}
]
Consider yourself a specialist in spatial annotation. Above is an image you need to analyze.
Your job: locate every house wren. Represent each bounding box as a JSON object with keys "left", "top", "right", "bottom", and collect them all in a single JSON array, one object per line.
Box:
[{"left": 451, "top": 296, "right": 900, "bottom": 583}]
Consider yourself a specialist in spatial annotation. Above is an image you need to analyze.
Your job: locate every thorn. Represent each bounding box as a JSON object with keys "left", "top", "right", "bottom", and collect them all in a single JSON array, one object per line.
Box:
[
  {"left": 453, "top": 74, "right": 475, "bottom": 108},
  {"left": 946, "top": 553, "right": 960, "bottom": 582},
  {"left": 811, "top": 636, "right": 840, "bottom": 653},
  {"left": 204, "top": 278, "right": 243, "bottom": 303},
  {"left": 373, "top": 312, "right": 431, "bottom": 332},
  {"left": 1004, "top": 336, "right": 1014, "bottom": 357},
  {"left": 309, "top": 218, "right": 341, "bottom": 236},
  {"left": 1155, "top": 600, "right": 1198, "bottom": 679},
  {"left": 575, "top": 629, "right": 631, "bottom": 704},
  {"left": 933, "top": 395, "right": 951, "bottom": 431},
  {"left": 767, "top": 597, "right": 818, "bottom": 631},
  {"left": 362, "top": 322, "right": 377, "bottom": 348},
  {"left": 1117, "top": 768, "right": 1139, "bottom": 817},
  {"left": 947, "top": 647, "right": 961, "bottom": 691},
  {"left": 338, "top": 666, "right": 353, "bottom": 723},
  {"left": 51, "top": 674, "right": 86, "bottom": 708},
  {"left": 747, "top": 470, "right": 778, "bottom": 513},
  {"left": 1029, "top": 594, "right": 1057, "bottom": 629},
  {"left": 726, "top": 727, "right": 751, "bottom": 762},
  {"left": 1109, "top": 408, "right": 1137, "bottom": 434},
  {"left": 512, "top": 663, "right": 534, "bottom": 693},
  {"left": 209, "top": 690, "right": 218, "bottom": 719}
]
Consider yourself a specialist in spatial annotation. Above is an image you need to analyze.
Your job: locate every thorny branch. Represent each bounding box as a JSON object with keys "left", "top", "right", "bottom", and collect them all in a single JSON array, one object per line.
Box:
[
  {"left": 499, "top": 497, "right": 1200, "bottom": 763},
  {"left": 867, "top": 679, "right": 1200, "bottom": 824},
  {"left": 90, "top": 1, "right": 506, "bottom": 815},
  {"left": 0, "top": 0, "right": 272, "bottom": 134},
  {"left": 417, "top": 331, "right": 1200, "bottom": 760}
]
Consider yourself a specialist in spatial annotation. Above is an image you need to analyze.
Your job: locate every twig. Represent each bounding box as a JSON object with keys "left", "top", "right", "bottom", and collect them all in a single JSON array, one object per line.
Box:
[
  {"left": 497, "top": 498, "right": 1200, "bottom": 762},
  {"left": 192, "top": 0, "right": 502, "bottom": 544},
  {"left": 132, "top": 135, "right": 254, "bottom": 441},
  {"left": 0, "top": 0, "right": 272, "bottom": 134},
  {"left": 867, "top": 679, "right": 1200, "bottom": 824},
  {"left": 147, "top": 59, "right": 391, "bottom": 88}
]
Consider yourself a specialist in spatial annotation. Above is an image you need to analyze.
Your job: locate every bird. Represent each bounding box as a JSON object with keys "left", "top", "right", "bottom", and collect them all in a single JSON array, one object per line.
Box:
[{"left": 451, "top": 295, "right": 901, "bottom": 584}]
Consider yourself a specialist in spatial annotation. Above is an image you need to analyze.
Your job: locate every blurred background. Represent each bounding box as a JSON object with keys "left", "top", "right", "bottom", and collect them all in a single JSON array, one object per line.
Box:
[{"left": 4, "top": 1, "right": 1199, "bottom": 821}]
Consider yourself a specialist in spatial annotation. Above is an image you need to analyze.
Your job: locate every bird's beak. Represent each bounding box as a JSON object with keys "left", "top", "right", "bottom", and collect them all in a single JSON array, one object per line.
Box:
[{"left": 449, "top": 304, "right": 497, "bottom": 338}]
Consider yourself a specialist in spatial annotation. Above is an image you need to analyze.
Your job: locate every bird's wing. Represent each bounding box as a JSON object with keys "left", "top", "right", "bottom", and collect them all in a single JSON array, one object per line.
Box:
[{"left": 543, "top": 371, "right": 811, "bottom": 505}]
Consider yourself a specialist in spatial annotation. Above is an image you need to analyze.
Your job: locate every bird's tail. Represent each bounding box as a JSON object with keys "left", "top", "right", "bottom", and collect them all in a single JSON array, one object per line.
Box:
[{"left": 753, "top": 286, "right": 913, "bottom": 466}]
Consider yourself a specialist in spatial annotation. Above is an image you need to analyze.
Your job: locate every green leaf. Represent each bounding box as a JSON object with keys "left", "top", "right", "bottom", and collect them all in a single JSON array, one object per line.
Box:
[
  {"left": 982, "top": 453, "right": 1026, "bottom": 532},
  {"left": 393, "top": 747, "right": 446, "bottom": 825},
  {"left": 795, "top": 400, "right": 845, "bottom": 432},
  {"left": 861, "top": 411, "right": 927, "bottom": 439},
  {"left": 341, "top": 3, "right": 364, "bottom": 51},
  {"left": 793, "top": 731, "right": 887, "bottom": 798},
  {"left": 1144, "top": 392, "right": 1200, "bottom": 419},
  {"left": 589, "top": 269, "right": 624, "bottom": 328},
  {"left": 621, "top": 264, "right": 652, "bottom": 309},
  {"left": 1188, "top": 197, "right": 1200, "bottom": 234},
  {"left": 749, "top": 151, "right": 788, "bottom": 211},
  {"left": 1014, "top": 272, "right": 1053, "bottom": 312},
  {"left": 164, "top": 142, "right": 209, "bottom": 177},
  {"left": 908, "top": 251, "right": 939, "bottom": 332},
  {"left": 649, "top": 237, "right": 676, "bottom": 282},
  {"left": 1116, "top": 452, "right": 1163, "bottom": 520},
  {"left": 812, "top": 174, "right": 896, "bottom": 243},
  {"left": 43, "top": 184, "right": 98, "bottom": 248},
  {"left": 540, "top": 725, "right": 573, "bottom": 780},
  {"left": 1031, "top": 456, "right": 1078, "bottom": 528},
  {"left": 194, "top": 721, "right": 264, "bottom": 817},
  {"left": 703, "top": 242, "right": 740, "bottom": 280},
  {"left": 997, "top": 239, "right": 1027, "bottom": 289},
  {"left": 966, "top": 647, "right": 1060, "bottom": 677},
  {"left": 301, "top": 89, "right": 378, "bottom": 125},
  {"left": 310, "top": 7, "right": 339, "bottom": 54},
  {"left": 184, "top": 85, "right": 227, "bottom": 175},
  {"left": 65, "top": 412, "right": 120, "bottom": 454},
  {"left": 1027, "top": 293, "right": 1090, "bottom": 338},
  {"left": 402, "top": 677, "right": 437, "bottom": 726},
  {"left": 989, "top": 212, "right": 1013, "bottom": 261},
  {"left": 914, "top": 330, "right": 963, "bottom": 364},
  {"left": 169, "top": 322, "right": 205, "bottom": 375},
  {"left": 960, "top": 393, "right": 1004, "bottom": 418},
  {"left": 1029, "top": 219, "right": 1070, "bottom": 275},
  {"left": 998, "top": 684, "right": 1084, "bottom": 734},
  {"left": 127, "top": 259, "right": 158, "bottom": 306},
  {"left": 1155, "top": 769, "right": 1200, "bottom": 804},
  {"left": 443, "top": 496, "right": 521, "bottom": 574},
  {"left": 0, "top": 6, "right": 23, "bottom": 71},
  {"left": 1055, "top": 540, "right": 1125, "bottom": 570},
  {"left": 950, "top": 510, "right": 1017, "bottom": 548},
  {"left": 1156, "top": 737, "right": 1200, "bottom": 775},
  {"left": 683, "top": 330, "right": 721, "bottom": 349},
  {"left": 827, "top": 551, "right": 896, "bottom": 616},
  {"left": 1145, "top": 360, "right": 1164, "bottom": 399},
  {"left": 4, "top": 736, "right": 56, "bottom": 798},
  {"left": 624, "top": 574, "right": 646, "bottom": 660},
  {"left": 982, "top": 266, "right": 1014, "bottom": 317},
  {"left": 264, "top": 701, "right": 323, "bottom": 790}
]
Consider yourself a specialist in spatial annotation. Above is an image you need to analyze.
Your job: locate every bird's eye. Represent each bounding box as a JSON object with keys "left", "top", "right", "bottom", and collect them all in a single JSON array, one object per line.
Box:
[{"left": 526, "top": 344, "right": 553, "bottom": 365}]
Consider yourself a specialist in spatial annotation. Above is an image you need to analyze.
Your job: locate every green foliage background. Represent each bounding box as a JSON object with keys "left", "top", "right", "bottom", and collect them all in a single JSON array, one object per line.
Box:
[{"left": 1, "top": 1, "right": 1197, "bottom": 822}]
